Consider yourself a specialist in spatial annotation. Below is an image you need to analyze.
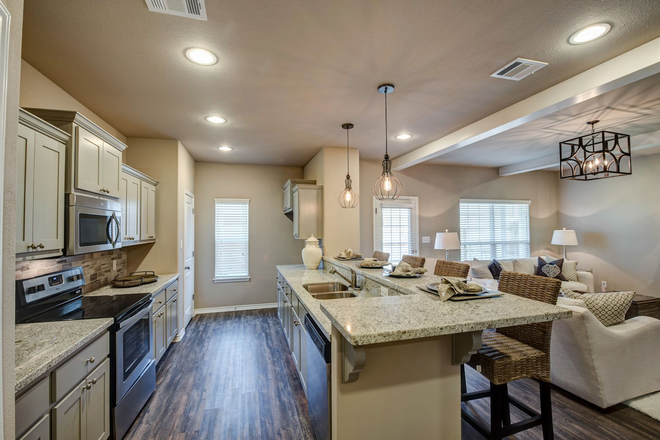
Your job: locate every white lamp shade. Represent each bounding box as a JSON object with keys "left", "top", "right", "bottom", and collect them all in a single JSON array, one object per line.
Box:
[
  {"left": 434, "top": 232, "right": 460, "bottom": 250},
  {"left": 551, "top": 229, "right": 578, "bottom": 246}
]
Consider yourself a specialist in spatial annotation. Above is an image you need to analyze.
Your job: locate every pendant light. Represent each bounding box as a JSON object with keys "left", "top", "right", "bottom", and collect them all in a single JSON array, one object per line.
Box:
[
  {"left": 339, "top": 123, "right": 359, "bottom": 208},
  {"left": 373, "top": 84, "right": 402, "bottom": 200}
]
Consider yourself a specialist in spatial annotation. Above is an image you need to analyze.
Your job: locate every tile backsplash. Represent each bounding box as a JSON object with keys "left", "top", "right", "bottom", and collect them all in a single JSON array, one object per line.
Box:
[{"left": 15, "top": 249, "right": 127, "bottom": 293}]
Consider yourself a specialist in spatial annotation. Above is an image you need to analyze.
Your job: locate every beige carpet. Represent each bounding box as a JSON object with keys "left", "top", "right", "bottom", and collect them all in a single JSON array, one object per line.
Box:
[{"left": 625, "top": 391, "right": 660, "bottom": 421}]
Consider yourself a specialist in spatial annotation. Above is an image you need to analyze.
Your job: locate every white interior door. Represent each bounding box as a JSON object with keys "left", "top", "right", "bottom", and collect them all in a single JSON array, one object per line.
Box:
[{"left": 183, "top": 192, "right": 195, "bottom": 328}]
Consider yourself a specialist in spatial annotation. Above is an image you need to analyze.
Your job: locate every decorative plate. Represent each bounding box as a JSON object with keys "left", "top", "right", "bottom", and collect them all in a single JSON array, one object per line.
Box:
[
  {"left": 360, "top": 262, "right": 391, "bottom": 269},
  {"left": 384, "top": 272, "right": 425, "bottom": 278}
]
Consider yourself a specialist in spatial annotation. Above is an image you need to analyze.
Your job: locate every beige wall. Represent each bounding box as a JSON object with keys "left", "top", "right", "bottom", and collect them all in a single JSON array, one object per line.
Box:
[
  {"left": 304, "top": 147, "right": 360, "bottom": 257},
  {"left": 19, "top": 59, "right": 126, "bottom": 143},
  {"left": 359, "top": 160, "right": 560, "bottom": 261},
  {"left": 194, "top": 162, "right": 304, "bottom": 309},
  {"left": 124, "top": 138, "right": 179, "bottom": 274},
  {"left": 3, "top": 0, "right": 25, "bottom": 437},
  {"left": 558, "top": 152, "right": 660, "bottom": 297}
]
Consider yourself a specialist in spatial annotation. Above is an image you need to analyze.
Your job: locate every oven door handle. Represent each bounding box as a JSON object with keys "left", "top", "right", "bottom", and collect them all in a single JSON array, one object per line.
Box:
[
  {"left": 119, "top": 299, "right": 154, "bottom": 329},
  {"left": 107, "top": 212, "right": 120, "bottom": 246}
]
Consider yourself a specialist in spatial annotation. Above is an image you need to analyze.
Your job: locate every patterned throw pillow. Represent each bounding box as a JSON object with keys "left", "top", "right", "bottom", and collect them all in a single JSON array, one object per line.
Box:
[
  {"left": 488, "top": 259, "right": 504, "bottom": 280},
  {"left": 565, "top": 291, "right": 635, "bottom": 327},
  {"left": 470, "top": 258, "right": 494, "bottom": 279},
  {"left": 536, "top": 257, "right": 567, "bottom": 281},
  {"left": 544, "top": 256, "right": 579, "bottom": 282}
]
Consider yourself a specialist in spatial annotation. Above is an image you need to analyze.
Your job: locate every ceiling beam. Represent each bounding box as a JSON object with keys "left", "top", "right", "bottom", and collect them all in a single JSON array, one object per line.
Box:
[
  {"left": 498, "top": 129, "right": 660, "bottom": 176},
  {"left": 392, "top": 37, "right": 660, "bottom": 170}
]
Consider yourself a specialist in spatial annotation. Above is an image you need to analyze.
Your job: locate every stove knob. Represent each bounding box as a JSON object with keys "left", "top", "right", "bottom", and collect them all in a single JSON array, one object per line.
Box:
[
  {"left": 69, "top": 274, "right": 82, "bottom": 282},
  {"left": 26, "top": 286, "right": 38, "bottom": 294},
  {"left": 36, "top": 284, "right": 45, "bottom": 292}
]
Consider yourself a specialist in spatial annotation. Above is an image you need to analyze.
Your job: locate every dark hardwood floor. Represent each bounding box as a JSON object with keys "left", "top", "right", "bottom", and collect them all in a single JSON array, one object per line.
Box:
[{"left": 126, "top": 309, "right": 660, "bottom": 440}]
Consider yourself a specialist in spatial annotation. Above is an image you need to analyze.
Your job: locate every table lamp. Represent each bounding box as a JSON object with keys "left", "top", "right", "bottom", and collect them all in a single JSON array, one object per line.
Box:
[
  {"left": 435, "top": 230, "right": 460, "bottom": 261},
  {"left": 551, "top": 228, "right": 578, "bottom": 259}
]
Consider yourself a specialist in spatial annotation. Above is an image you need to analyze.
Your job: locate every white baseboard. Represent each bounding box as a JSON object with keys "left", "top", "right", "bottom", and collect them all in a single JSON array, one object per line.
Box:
[
  {"left": 194, "top": 302, "right": 277, "bottom": 315},
  {"left": 172, "top": 328, "right": 185, "bottom": 343}
]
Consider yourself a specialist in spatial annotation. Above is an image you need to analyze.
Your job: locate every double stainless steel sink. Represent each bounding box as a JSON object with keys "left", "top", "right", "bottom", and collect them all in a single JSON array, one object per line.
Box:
[{"left": 303, "top": 283, "right": 356, "bottom": 300}]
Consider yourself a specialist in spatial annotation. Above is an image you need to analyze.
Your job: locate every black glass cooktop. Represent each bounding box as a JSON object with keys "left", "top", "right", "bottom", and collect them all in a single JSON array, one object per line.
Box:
[{"left": 22, "top": 293, "right": 151, "bottom": 324}]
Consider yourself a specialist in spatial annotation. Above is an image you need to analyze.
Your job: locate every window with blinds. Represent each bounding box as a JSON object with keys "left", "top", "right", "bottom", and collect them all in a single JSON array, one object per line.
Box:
[
  {"left": 214, "top": 198, "right": 250, "bottom": 282},
  {"left": 459, "top": 199, "right": 530, "bottom": 261},
  {"left": 381, "top": 207, "right": 413, "bottom": 264}
]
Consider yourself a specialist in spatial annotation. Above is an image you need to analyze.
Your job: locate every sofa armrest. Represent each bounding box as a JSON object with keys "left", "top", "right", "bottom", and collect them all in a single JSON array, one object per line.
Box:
[{"left": 577, "top": 271, "right": 594, "bottom": 292}]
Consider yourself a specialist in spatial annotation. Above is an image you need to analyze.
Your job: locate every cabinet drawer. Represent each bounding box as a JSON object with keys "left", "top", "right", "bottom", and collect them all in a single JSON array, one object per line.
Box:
[
  {"left": 52, "top": 333, "right": 109, "bottom": 403},
  {"left": 18, "top": 414, "right": 49, "bottom": 440},
  {"left": 166, "top": 280, "right": 179, "bottom": 301},
  {"left": 16, "top": 377, "right": 49, "bottom": 437},
  {"left": 153, "top": 289, "right": 166, "bottom": 313}
]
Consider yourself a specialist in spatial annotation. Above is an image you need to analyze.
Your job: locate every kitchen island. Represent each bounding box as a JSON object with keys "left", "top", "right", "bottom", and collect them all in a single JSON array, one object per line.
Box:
[{"left": 277, "top": 258, "right": 572, "bottom": 440}]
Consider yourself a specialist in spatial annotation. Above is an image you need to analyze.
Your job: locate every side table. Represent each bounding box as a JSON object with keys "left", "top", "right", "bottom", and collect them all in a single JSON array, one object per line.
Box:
[{"left": 625, "top": 294, "right": 660, "bottom": 320}]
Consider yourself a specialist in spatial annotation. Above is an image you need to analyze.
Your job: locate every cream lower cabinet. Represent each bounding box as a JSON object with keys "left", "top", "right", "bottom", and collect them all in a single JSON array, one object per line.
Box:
[
  {"left": 17, "top": 110, "right": 69, "bottom": 258},
  {"left": 276, "top": 272, "right": 308, "bottom": 395},
  {"left": 154, "top": 307, "right": 167, "bottom": 363},
  {"left": 153, "top": 280, "right": 179, "bottom": 364},
  {"left": 166, "top": 294, "right": 179, "bottom": 347},
  {"left": 52, "top": 358, "right": 110, "bottom": 440},
  {"left": 140, "top": 181, "right": 157, "bottom": 241}
]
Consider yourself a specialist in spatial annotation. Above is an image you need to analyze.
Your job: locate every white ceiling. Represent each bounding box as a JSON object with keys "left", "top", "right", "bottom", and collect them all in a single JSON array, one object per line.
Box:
[
  {"left": 21, "top": 0, "right": 660, "bottom": 167},
  {"left": 432, "top": 72, "right": 660, "bottom": 168}
]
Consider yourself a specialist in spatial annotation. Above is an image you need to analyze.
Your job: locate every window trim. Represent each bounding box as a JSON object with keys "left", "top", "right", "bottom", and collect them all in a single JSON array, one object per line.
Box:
[
  {"left": 459, "top": 198, "right": 531, "bottom": 262},
  {"left": 213, "top": 198, "right": 251, "bottom": 283},
  {"left": 373, "top": 196, "right": 420, "bottom": 264}
]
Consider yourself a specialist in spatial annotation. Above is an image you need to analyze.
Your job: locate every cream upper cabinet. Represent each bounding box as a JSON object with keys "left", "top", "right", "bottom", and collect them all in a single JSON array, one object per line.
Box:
[
  {"left": 76, "top": 127, "right": 104, "bottom": 195},
  {"left": 282, "top": 179, "right": 315, "bottom": 214},
  {"left": 292, "top": 184, "right": 323, "bottom": 239},
  {"left": 22, "top": 109, "right": 128, "bottom": 199},
  {"left": 120, "top": 171, "right": 140, "bottom": 242},
  {"left": 17, "top": 110, "right": 69, "bottom": 257},
  {"left": 102, "top": 142, "right": 122, "bottom": 198},
  {"left": 140, "top": 181, "right": 156, "bottom": 241}
]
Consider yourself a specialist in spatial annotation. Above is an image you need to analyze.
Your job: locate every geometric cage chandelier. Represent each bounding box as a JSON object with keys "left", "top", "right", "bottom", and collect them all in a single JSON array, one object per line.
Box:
[{"left": 559, "top": 119, "right": 632, "bottom": 181}]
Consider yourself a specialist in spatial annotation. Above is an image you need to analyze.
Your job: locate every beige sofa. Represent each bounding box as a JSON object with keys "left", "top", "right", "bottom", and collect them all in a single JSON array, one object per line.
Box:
[
  {"left": 551, "top": 296, "right": 660, "bottom": 408},
  {"left": 423, "top": 257, "right": 594, "bottom": 292}
]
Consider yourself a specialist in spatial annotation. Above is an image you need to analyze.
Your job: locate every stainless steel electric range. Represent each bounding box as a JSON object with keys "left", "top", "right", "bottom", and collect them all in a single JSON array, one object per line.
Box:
[{"left": 16, "top": 266, "right": 156, "bottom": 440}]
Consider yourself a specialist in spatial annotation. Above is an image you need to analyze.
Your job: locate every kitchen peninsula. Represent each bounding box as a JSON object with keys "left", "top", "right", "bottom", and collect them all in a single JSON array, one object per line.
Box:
[{"left": 277, "top": 258, "right": 572, "bottom": 440}]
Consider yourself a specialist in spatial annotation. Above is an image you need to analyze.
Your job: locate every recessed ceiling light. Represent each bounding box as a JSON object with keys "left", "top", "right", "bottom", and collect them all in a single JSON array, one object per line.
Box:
[
  {"left": 218, "top": 146, "right": 232, "bottom": 152},
  {"left": 395, "top": 134, "right": 413, "bottom": 140},
  {"left": 185, "top": 48, "right": 218, "bottom": 65},
  {"left": 569, "top": 23, "right": 611, "bottom": 44},
  {"left": 205, "top": 116, "right": 227, "bottom": 124}
]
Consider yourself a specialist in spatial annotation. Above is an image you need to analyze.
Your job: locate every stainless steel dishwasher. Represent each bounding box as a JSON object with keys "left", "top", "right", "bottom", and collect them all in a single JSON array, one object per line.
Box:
[{"left": 304, "top": 315, "right": 331, "bottom": 440}]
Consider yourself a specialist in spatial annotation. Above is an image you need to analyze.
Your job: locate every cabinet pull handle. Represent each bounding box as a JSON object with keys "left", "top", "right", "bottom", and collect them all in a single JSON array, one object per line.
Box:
[
  {"left": 37, "top": 243, "right": 44, "bottom": 249},
  {"left": 294, "top": 320, "right": 300, "bottom": 326},
  {"left": 91, "top": 378, "right": 98, "bottom": 385},
  {"left": 87, "top": 357, "right": 96, "bottom": 364},
  {"left": 28, "top": 244, "right": 36, "bottom": 250},
  {"left": 83, "top": 382, "right": 92, "bottom": 391},
  {"left": 173, "top": 299, "right": 177, "bottom": 303}
]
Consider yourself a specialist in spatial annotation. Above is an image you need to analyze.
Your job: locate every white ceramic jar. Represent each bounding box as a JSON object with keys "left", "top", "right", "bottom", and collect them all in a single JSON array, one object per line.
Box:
[{"left": 302, "top": 234, "right": 322, "bottom": 270}]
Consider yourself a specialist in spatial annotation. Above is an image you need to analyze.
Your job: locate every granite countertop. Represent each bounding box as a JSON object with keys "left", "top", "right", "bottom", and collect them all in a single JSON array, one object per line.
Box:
[
  {"left": 84, "top": 273, "right": 179, "bottom": 297},
  {"left": 276, "top": 265, "right": 340, "bottom": 339},
  {"left": 15, "top": 318, "right": 114, "bottom": 394},
  {"left": 320, "top": 258, "right": 573, "bottom": 346}
]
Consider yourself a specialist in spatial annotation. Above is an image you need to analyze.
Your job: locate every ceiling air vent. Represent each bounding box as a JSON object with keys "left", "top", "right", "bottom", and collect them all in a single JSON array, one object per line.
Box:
[
  {"left": 491, "top": 58, "right": 548, "bottom": 81},
  {"left": 145, "top": 0, "right": 207, "bottom": 21}
]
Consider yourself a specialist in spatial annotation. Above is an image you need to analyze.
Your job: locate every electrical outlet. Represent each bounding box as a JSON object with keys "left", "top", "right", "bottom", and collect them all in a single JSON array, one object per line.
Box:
[
  {"left": 601, "top": 280, "right": 607, "bottom": 292},
  {"left": 113, "top": 260, "right": 117, "bottom": 271},
  {"left": 422, "top": 236, "right": 431, "bottom": 244}
]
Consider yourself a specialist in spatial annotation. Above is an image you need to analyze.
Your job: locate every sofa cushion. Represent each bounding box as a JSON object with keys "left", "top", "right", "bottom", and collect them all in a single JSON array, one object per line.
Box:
[
  {"left": 544, "top": 256, "right": 579, "bottom": 282},
  {"left": 537, "top": 257, "right": 567, "bottom": 281},
  {"left": 563, "top": 290, "right": 635, "bottom": 327},
  {"left": 513, "top": 258, "right": 536, "bottom": 275},
  {"left": 561, "top": 281, "right": 588, "bottom": 292}
]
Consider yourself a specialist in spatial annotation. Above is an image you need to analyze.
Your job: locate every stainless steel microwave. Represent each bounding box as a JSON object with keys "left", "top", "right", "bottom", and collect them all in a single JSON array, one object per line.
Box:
[{"left": 66, "top": 193, "right": 122, "bottom": 255}]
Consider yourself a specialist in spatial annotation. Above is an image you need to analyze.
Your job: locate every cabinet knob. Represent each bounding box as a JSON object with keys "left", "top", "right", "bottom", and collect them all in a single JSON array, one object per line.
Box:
[
  {"left": 91, "top": 378, "right": 98, "bottom": 385},
  {"left": 83, "top": 382, "right": 92, "bottom": 390},
  {"left": 87, "top": 357, "right": 95, "bottom": 364},
  {"left": 37, "top": 243, "right": 44, "bottom": 249},
  {"left": 294, "top": 320, "right": 300, "bottom": 326},
  {"left": 173, "top": 299, "right": 177, "bottom": 303},
  {"left": 28, "top": 244, "right": 36, "bottom": 250}
]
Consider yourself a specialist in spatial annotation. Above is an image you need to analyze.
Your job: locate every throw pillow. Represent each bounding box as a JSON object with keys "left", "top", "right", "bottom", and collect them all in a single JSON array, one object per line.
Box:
[
  {"left": 544, "top": 256, "right": 579, "bottom": 282},
  {"left": 513, "top": 258, "right": 536, "bottom": 275},
  {"left": 488, "top": 259, "right": 503, "bottom": 280},
  {"left": 536, "top": 257, "right": 567, "bottom": 281},
  {"left": 470, "top": 258, "right": 493, "bottom": 279},
  {"left": 566, "top": 291, "right": 635, "bottom": 327}
]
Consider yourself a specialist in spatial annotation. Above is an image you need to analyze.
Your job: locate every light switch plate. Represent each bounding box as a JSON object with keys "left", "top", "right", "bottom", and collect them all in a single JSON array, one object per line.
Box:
[{"left": 422, "top": 236, "right": 431, "bottom": 244}]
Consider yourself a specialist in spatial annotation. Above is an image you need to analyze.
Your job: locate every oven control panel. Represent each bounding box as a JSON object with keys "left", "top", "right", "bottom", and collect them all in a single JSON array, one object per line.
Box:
[{"left": 18, "top": 267, "right": 85, "bottom": 305}]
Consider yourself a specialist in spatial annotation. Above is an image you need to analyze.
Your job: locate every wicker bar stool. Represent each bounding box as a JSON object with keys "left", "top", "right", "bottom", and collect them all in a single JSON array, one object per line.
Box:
[
  {"left": 461, "top": 272, "right": 561, "bottom": 440},
  {"left": 401, "top": 254, "right": 426, "bottom": 268},
  {"left": 373, "top": 251, "right": 390, "bottom": 262},
  {"left": 434, "top": 260, "right": 470, "bottom": 278}
]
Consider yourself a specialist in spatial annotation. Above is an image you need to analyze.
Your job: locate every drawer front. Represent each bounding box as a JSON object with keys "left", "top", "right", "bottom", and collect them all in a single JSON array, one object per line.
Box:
[
  {"left": 52, "top": 333, "right": 109, "bottom": 403},
  {"left": 153, "top": 289, "right": 166, "bottom": 313},
  {"left": 166, "top": 280, "right": 179, "bottom": 302},
  {"left": 16, "top": 377, "right": 50, "bottom": 437},
  {"left": 18, "top": 414, "right": 49, "bottom": 440}
]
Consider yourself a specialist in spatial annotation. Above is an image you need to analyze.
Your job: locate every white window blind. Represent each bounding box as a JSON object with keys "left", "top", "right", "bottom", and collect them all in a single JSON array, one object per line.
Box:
[
  {"left": 214, "top": 198, "right": 250, "bottom": 282},
  {"left": 460, "top": 199, "right": 530, "bottom": 261},
  {"left": 381, "top": 206, "right": 413, "bottom": 264}
]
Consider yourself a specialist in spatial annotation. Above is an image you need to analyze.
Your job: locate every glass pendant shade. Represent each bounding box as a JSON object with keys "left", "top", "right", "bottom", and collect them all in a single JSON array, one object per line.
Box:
[
  {"left": 339, "top": 123, "right": 359, "bottom": 208},
  {"left": 373, "top": 84, "right": 402, "bottom": 200},
  {"left": 373, "top": 153, "right": 403, "bottom": 200}
]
